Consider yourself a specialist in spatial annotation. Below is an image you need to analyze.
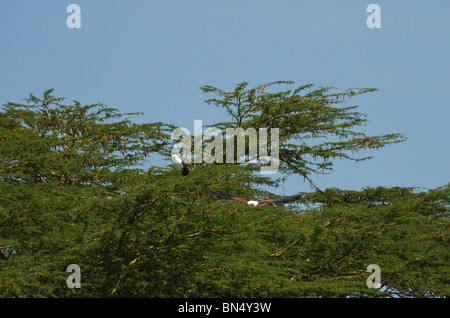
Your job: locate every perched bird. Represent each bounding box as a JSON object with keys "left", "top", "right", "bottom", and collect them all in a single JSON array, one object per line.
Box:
[
  {"left": 206, "top": 189, "right": 302, "bottom": 207},
  {"left": 172, "top": 154, "right": 189, "bottom": 176}
]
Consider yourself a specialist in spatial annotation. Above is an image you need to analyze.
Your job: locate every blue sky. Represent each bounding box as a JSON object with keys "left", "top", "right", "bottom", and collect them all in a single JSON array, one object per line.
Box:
[{"left": 1, "top": 1, "right": 449, "bottom": 194}]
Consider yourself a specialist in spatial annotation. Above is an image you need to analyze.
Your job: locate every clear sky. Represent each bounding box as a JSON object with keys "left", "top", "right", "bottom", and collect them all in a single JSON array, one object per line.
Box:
[{"left": 1, "top": 1, "right": 449, "bottom": 194}]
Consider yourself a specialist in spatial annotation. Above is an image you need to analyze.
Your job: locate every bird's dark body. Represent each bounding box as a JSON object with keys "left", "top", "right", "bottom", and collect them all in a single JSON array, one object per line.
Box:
[{"left": 181, "top": 163, "right": 189, "bottom": 176}]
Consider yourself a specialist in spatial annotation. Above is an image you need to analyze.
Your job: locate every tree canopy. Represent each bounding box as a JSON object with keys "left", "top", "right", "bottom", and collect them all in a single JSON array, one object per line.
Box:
[{"left": 0, "top": 84, "right": 448, "bottom": 298}]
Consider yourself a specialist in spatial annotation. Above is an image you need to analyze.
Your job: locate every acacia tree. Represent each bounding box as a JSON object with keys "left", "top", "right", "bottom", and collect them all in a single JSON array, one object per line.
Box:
[
  {"left": 0, "top": 89, "right": 169, "bottom": 185},
  {"left": 200, "top": 81, "right": 406, "bottom": 189},
  {"left": 0, "top": 89, "right": 172, "bottom": 296},
  {"left": 0, "top": 86, "right": 448, "bottom": 298}
]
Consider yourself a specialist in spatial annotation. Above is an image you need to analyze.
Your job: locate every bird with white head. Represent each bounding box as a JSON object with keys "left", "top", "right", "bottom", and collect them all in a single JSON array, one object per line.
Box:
[{"left": 206, "top": 190, "right": 302, "bottom": 208}]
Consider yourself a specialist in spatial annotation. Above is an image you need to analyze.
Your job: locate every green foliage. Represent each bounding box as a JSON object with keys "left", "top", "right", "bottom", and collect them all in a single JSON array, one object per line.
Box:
[
  {"left": 0, "top": 89, "right": 171, "bottom": 185},
  {"left": 1, "top": 86, "right": 448, "bottom": 298},
  {"left": 200, "top": 81, "right": 406, "bottom": 189}
]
